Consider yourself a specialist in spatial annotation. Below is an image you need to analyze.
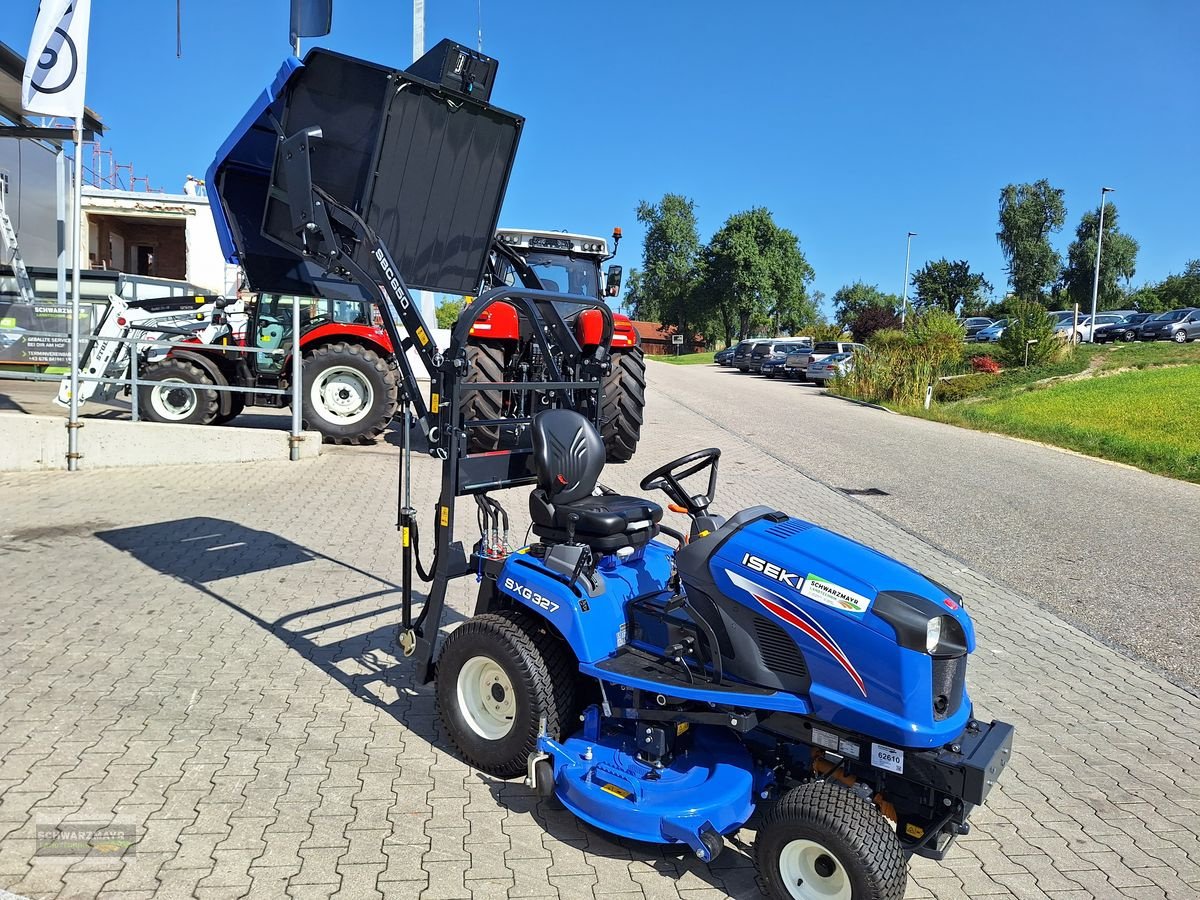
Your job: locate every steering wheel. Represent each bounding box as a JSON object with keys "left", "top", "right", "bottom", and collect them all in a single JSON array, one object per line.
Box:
[{"left": 640, "top": 448, "right": 721, "bottom": 515}]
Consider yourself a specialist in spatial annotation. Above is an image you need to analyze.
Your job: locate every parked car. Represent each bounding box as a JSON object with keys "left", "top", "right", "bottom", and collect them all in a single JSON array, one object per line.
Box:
[
  {"left": 973, "top": 318, "right": 1008, "bottom": 343},
  {"left": 732, "top": 339, "right": 763, "bottom": 371},
  {"left": 714, "top": 346, "right": 736, "bottom": 366},
  {"left": 758, "top": 341, "right": 811, "bottom": 378},
  {"left": 1138, "top": 308, "right": 1200, "bottom": 342},
  {"left": 785, "top": 341, "right": 865, "bottom": 380},
  {"left": 806, "top": 351, "right": 855, "bottom": 387},
  {"left": 1055, "top": 313, "right": 1127, "bottom": 343},
  {"left": 1092, "top": 312, "right": 1152, "bottom": 343},
  {"left": 959, "top": 317, "right": 994, "bottom": 340}
]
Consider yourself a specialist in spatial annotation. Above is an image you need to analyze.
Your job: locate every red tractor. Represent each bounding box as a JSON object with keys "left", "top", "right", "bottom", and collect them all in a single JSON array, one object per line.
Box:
[
  {"left": 464, "top": 227, "right": 644, "bottom": 462},
  {"left": 81, "top": 228, "right": 643, "bottom": 461}
]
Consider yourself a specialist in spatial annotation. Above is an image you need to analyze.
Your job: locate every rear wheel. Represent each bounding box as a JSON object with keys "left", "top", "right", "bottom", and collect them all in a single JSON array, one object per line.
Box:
[
  {"left": 213, "top": 394, "right": 245, "bottom": 426},
  {"left": 601, "top": 347, "right": 646, "bottom": 463},
  {"left": 813, "top": 379, "right": 826, "bottom": 387},
  {"left": 461, "top": 340, "right": 510, "bottom": 453},
  {"left": 139, "top": 359, "right": 220, "bottom": 426},
  {"left": 301, "top": 342, "right": 399, "bottom": 444},
  {"left": 435, "top": 610, "right": 577, "bottom": 778},
  {"left": 755, "top": 781, "right": 905, "bottom": 900}
]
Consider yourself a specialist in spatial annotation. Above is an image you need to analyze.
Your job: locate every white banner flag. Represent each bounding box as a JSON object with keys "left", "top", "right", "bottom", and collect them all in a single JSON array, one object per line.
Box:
[{"left": 22, "top": 0, "right": 93, "bottom": 120}]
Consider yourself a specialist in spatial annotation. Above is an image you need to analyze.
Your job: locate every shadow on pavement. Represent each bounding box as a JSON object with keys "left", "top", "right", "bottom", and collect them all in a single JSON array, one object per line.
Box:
[{"left": 94, "top": 517, "right": 461, "bottom": 750}]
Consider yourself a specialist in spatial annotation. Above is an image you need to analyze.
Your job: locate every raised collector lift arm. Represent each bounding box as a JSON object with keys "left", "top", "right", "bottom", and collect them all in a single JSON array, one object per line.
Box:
[{"left": 208, "top": 40, "right": 616, "bottom": 681}]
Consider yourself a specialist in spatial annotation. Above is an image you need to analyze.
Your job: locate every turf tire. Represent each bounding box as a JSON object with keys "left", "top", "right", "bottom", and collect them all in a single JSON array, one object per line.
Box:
[
  {"left": 755, "top": 781, "right": 906, "bottom": 900},
  {"left": 300, "top": 342, "right": 399, "bottom": 445},
  {"left": 601, "top": 347, "right": 645, "bottom": 463},
  {"left": 139, "top": 359, "right": 220, "bottom": 426},
  {"left": 435, "top": 610, "right": 577, "bottom": 779}
]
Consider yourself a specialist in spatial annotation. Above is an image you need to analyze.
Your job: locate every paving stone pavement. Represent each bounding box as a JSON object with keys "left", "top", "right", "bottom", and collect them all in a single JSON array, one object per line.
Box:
[{"left": 1, "top": 370, "right": 1199, "bottom": 900}]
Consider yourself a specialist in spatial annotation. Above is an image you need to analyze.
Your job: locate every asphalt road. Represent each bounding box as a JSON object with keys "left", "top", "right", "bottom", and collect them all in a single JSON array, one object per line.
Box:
[{"left": 645, "top": 360, "right": 1200, "bottom": 689}]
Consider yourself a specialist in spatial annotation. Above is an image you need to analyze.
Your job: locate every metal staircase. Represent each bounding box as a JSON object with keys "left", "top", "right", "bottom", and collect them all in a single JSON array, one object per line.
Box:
[{"left": 0, "top": 186, "right": 36, "bottom": 303}]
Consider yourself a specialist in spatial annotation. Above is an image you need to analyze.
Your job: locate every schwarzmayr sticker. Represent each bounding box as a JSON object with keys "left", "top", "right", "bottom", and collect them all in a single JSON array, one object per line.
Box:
[{"left": 800, "top": 574, "right": 872, "bottom": 614}]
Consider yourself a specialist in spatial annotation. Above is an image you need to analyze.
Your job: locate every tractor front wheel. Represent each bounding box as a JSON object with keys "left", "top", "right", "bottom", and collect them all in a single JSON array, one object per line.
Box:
[
  {"left": 601, "top": 347, "right": 646, "bottom": 463},
  {"left": 139, "top": 359, "right": 220, "bottom": 426},
  {"left": 461, "top": 340, "right": 509, "bottom": 453},
  {"left": 435, "top": 610, "right": 576, "bottom": 779},
  {"left": 755, "top": 781, "right": 905, "bottom": 900},
  {"left": 301, "top": 342, "right": 399, "bottom": 444}
]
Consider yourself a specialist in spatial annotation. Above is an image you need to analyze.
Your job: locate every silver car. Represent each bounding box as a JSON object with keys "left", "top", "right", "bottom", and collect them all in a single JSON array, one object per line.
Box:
[
  {"left": 806, "top": 352, "right": 854, "bottom": 387},
  {"left": 973, "top": 319, "right": 1008, "bottom": 342}
]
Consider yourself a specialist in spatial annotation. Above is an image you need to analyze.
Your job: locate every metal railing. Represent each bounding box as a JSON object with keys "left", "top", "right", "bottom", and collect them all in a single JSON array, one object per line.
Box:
[{"left": 0, "top": 297, "right": 308, "bottom": 464}]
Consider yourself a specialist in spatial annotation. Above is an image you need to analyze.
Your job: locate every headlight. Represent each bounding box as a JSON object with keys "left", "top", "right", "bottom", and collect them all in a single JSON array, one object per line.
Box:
[{"left": 926, "top": 617, "right": 942, "bottom": 653}]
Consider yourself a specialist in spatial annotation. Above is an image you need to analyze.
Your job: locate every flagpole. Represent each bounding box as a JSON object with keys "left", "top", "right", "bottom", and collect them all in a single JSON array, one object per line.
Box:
[{"left": 67, "top": 116, "right": 83, "bottom": 470}]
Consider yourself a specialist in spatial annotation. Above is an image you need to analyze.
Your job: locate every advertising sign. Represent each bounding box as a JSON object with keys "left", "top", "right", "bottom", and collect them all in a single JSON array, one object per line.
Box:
[{"left": 0, "top": 302, "right": 95, "bottom": 365}]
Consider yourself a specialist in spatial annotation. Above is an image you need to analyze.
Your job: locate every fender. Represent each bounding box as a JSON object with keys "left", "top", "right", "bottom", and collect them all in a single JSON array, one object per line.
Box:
[
  {"left": 164, "top": 348, "right": 235, "bottom": 418},
  {"left": 299, "top": 322, "right": 394, "bottom": 356},
  {"left": 487, "top": 556, "right": 624, "bottom": 665},
  {"left": 468, "top": 301, "right": 520, "bottom": 341}
]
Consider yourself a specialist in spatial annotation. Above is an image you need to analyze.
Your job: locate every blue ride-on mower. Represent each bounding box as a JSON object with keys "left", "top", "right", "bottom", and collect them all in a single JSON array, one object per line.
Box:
[{"left": 209, "top": 38, "right": 1013, "bottom": 900}]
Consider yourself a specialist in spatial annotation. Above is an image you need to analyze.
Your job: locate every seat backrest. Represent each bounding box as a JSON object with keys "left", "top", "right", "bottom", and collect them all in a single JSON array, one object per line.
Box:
[{"left": 531, "top": 409, "right": 605, "bottom": 503}]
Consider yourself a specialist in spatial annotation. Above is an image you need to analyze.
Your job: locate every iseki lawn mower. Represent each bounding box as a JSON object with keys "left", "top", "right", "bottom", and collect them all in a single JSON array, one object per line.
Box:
[{"left": 210, "top": 38, "right": 1013, "bottom": 900}]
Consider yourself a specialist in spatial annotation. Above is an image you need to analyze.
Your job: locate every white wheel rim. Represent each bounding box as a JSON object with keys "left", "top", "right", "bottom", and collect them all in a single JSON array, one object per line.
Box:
[
  {"left": 456, "top": 656, "right": 516, "bottom": 741},
  {"left": 778, "top": 839, "right": 851, "bottom": 900},
  {"left": 150, "top": 378, "right": 198, "bottom": 421},
  {"left": 310, "top": 365, "right": 373, "bottom": 425}
]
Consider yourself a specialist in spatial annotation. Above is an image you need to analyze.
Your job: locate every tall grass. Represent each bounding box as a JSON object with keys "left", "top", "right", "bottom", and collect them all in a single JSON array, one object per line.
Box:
[{"left": 838, "top": 310, "right": 965, "bottom": 406}]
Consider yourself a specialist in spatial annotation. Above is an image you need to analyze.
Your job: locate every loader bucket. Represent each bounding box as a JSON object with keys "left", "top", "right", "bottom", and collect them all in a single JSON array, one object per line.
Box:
[{"left": 206, "top": 46, "right": 523, "bottom": 298}]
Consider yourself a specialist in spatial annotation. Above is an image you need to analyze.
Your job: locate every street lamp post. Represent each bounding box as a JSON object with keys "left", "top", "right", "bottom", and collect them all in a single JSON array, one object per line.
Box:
[
  {"left": 900, "top": 231, "right": 917, "bottom": 326},
  {"left": 1088, "top": 187, "right": 1114, "bottom": 342}
]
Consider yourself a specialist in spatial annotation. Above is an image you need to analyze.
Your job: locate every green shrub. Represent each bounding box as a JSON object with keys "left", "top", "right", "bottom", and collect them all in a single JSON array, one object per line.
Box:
[
  {"left": 997, "top": 299, "right": 1069, "bottom": 367},
  {"left": 808, "top": 322, "right": 853, "bottom": 341},
  {"left": 934, "top": 373, "right": 1000, "bottom": 401},
  {"left": 840, "top": 312, "right": 969, "bottom": 406}
]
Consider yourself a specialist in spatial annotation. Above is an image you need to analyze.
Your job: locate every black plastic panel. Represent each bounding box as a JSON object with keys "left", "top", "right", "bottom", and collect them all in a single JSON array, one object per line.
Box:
[{"left": 219, "top": 46, "right": 522, "bottom": 298}]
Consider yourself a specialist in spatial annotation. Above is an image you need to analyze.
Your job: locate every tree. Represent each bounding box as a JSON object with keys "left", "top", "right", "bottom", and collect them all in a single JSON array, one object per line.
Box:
[
  {"left": 997, "top": 180, "right": 1066, "bottom": 300},
  {"left": 697, "top": 207, "right": 816, "bottom": 342},
  {"left": 850, "top": 305, "right": 901, "bottom": 342},
  {"left": 910, "top": 258, "right": 992, "bottom": 316},
  {"left": 831, "top": 282, "right": 899, "bottom": 329},
  {"left": 435, "top": 297, "right": 462, "bottom": 329},
  {"left": 1061, "top": 201, "right": 1138, "bottom": 310},
  {"left": 632, "top": 194, "right": 702, "bottom": 334},
  {"left": 1155, "top": 259, "right": 1200, "bottom": 309},
  {"left": 1125, "top": 285, "right": 1165, "bottom": 313}
]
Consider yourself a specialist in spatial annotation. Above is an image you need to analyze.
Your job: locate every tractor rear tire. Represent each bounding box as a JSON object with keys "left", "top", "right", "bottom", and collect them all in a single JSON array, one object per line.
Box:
[
  {"left": 601, "top": 347, "right": 645, "bottom": 463},
  {"left": 139, "top": 359, "right": 220, "bottom": 426},
  {"left": 755, "top": 781, "right": 906, "bottom": 900},
  {"left": 461, "top": 340, "right": 509, "bottom": 453},
  {"left": 435, "top": 609, "right": 577, "bottom": 779},
  {"left": 301, "top": 342, "right": 399, "bottom": 445}
]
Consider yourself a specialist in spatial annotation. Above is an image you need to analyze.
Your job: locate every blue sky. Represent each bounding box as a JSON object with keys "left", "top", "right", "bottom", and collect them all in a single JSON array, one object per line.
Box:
[{"left": 4, "top": 1, "right": 1198, "bottom": 316}]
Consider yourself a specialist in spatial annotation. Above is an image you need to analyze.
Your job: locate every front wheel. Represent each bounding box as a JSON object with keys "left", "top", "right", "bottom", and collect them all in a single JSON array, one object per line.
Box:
[
  {"left": 435, "top": 611, "right": 577, "bottom": 778},
  {"left": 755, "top": 781, "right": 906, "bottom": 900},
  {"left": 1173, "top": 330, "right": 1188, "bottom": 344},
  {"left": 601, "top": 347, "right": 646, "bottom": 463},
  {"left": 301, "top": 342, "right": 399, "bottom": 444},
  {"left": 461, "top": 340, "right": 510, "bottom": 453},
  {"left": 139, "top": 359, "right": 220, "bottom": 426}
]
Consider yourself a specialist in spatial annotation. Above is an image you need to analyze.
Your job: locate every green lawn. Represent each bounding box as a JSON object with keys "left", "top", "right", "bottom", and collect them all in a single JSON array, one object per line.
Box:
[
  {"left": 922, "top": 365, "right": 1200, "bottom": 483},
  {"left": 649, "top": 351, "right": 717, "bottom": 365}
]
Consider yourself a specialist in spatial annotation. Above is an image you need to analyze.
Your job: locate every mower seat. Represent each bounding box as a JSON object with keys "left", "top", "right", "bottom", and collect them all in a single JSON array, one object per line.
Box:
[{"left": 529, "top": 409, "right": 662, "bottom": 553}]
